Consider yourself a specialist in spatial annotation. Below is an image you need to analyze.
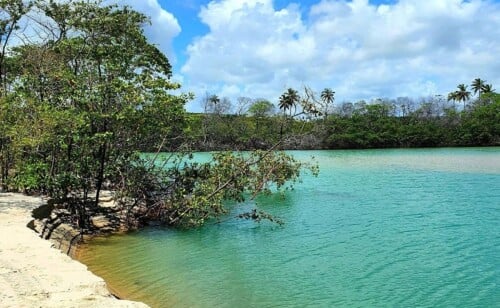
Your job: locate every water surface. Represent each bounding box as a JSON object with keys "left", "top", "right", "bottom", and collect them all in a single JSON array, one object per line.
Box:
[{"left": 78, "top": 148, "right": 500, "bottom": 307}]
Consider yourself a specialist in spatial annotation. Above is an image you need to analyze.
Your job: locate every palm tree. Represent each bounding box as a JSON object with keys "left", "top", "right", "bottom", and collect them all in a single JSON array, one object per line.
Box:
[
  {"left": 207, "top": 94, "right": 221, "bottom": 114},
  {"left": 278, "top": 88, "right": 299, "bottom": 138},
  {"left": 278, "top": 88, "right": 299, "bottom": 116},
  {"left": 455, "top": 84, "right": 471, "bottom": 110},
  {"left": 481, "top": 83, "right": 495, "bottom": 94},
  {"left": 209, "top": 94, "right": 220, "bottom": 105},
  {"left": 471, "top": 78, "right": 485, "bottom": 98},
  {"left": 447, "top": 91, "right": 458, "bottom": 109},
  {"left": 320, "top": 88, "right": 335, "bottom": 119}
]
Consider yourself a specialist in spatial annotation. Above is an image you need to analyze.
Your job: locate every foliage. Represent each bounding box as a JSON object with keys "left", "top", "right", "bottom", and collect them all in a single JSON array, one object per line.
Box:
[
  {"left": 0, "top": 1, "right": 312, "bottom": 230},
  {"left": 182, "top": 85, "right": 498, "bottom": 151},
  {"left": 116, "top": 150, "right": 317, "bottom": 228},
  {"left": 278, "top": 88, "right": 300, "bottom": 116},
  {"left": 248, "top": 99, "right": 274, "bottom": 118}
]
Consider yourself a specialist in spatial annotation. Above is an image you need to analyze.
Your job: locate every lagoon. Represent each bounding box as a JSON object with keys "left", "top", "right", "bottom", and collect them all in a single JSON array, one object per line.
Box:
[{"left": 78, "top": 148, "right": 500, "bottom": 307}]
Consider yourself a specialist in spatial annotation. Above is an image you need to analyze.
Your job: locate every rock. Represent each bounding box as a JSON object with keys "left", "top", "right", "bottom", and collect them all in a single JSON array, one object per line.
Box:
[
  {"left": 99, "top": 200, "right": 116, "bottom": 208},
  {"left": 32, "top": 219, "right": 45, "bottom": 234},
  {"left": 47, "top": 223, "right": 81, "bottom": 255},
  {"left": 54, "top": 208, "right": 71, "bottom": 216},
  {"left": 91, "top": 215, "right": 112, "bottom": 229},
  {"left": 99, "top": 227, "right": 115, "bottom": 233},
  {"left": 98, "top": 190, "right": 115, "bottom": 202}
]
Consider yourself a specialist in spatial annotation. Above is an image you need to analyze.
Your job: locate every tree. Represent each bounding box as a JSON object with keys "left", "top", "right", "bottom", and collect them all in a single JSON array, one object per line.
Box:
[
  {"left": 234, "top": 96, "right": 253, "bottom": 115},
  {"left": 448, "top": 84, "right": 471, "bottom": 111},
  {"left": 120, "top": 150, "right": 317, "bottom": 228},
  {"left": 1, "top": 0, "right": 33, "bottom": 96},
  {"left": 203, "top": 94, "right": 232, "bottom": 115},
  {"left": 278, "top": 88, "right": 300, "bottom": 138},
  {"left": 0, "top": 0, "right": 34, "bottom": 189},
  {"left": 278, "top": 88, "right": 299, "bottom": 116},
  {"left": 471, "top": 78, "right": 485, "bottom": 98},
  {"left": 455, "top": 84, "right": 471, "bottom": 110},
  {"left": 460, "top": 92, "right": 500, "bottom": 145},
  {"left": 209, "top": 94, "right": 220, "bottom": 107},
  {"left": 340, "top": 102, "right": 354, "bottom": 117},
  {"left": 0, "top": 1, "right": 172, "bottom": 218},
  {"left": 354, "top": 100, "right": 368, "bottom": 115},
  {"left": 447, "top": 91, "right": 458, "bottom": 109},
  {"left": 248, "top": 99, "right": 274, "bottom": 138},
  {"left": 481, "top": 84, "right": 494, "bottom": 94},
  {"left": 248, "top": 99, "right": 274, "bottom": 118},
  {"left": 319, "top": 88, "right": 335, "bottom": 119},
  {"left": 0, "top": 1, "right": 312, "bottom": 230},
  {"left": 3, "top": 1, "right": 185, "bottom": 211}
]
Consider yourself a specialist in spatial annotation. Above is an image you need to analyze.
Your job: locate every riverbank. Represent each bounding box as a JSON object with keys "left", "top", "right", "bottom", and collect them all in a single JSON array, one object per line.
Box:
[{"left": 0, "top": 192, "right": 149, "bottom": 308}]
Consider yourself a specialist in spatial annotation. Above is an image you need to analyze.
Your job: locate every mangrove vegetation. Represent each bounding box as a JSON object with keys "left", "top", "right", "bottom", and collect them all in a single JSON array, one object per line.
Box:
[{"left": 0, "top": 0, "right": 315, "bottom": 232}]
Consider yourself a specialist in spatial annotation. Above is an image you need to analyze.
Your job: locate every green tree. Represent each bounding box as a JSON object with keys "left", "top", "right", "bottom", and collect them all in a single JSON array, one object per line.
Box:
[
  {"left": 208, "top": 94, "right": 220, "bottom": 109},
  {"left": 248, "top": 99, "right": 274, "bottom": 118},
  {"left": 460, "top": 92, "right": 500, "bottom": 145},
  {"left": 278, "top": 88, "right": 300, "bottom": 138},
  {"left": 471, "top": 78, "right": 485, "bottom": 98},
  {"left": 481, "top": 84, "right": 494, "bottom": 94},
  {"left": 0, "top": 0, "right": 34, "bottom": 188},
  {"left": 0, "top": 1, "right": 311, "bottom": 229},
  {"left": 1, "top": 0, "right": 33, "bottom": 95},
  {"left": 248, "top": 99, "right": 275, "bottom": 141},
  {"left": 455, "top": 84, "right": 471, "bottom": 110},
  {"left": 447, "top": 91, "right": 458, "bottom": 109},
  {"left": 2, "top": 0, "right": 182, "bottom": 219},
  {"left": 319, "top": 88, "right": 335, "bottom": 119},
  {"left": 278, "top": 88, "right": 299, "bottom": 116}
]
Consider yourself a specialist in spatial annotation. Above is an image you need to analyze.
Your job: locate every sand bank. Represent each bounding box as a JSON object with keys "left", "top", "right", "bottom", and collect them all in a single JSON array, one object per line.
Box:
[{"left": 0, "top": 193, "right": 148, "bottom": 308}]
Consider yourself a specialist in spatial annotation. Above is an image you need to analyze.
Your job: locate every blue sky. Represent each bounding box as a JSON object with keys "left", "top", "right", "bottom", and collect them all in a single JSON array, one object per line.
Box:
[{"left": 123, "top": 0, "right": 500, "bottom": 112}]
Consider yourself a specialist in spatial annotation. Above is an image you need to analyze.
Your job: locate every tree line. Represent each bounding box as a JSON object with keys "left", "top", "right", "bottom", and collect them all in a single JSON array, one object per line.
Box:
[{"left": 187, "top": 80, "right": 498, "bottom": 150}]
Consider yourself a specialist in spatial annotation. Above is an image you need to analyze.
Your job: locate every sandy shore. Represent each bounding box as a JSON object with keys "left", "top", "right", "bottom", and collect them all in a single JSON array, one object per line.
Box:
[{"left": 0, "top": 193, "right": 148, "bottom": 308}]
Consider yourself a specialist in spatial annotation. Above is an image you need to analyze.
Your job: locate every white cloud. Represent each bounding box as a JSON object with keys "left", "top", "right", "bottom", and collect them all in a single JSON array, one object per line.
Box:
[
  {"left": 118, "top": 0, "right": 181, "bottom": 63},
  {"left": 182, "top": 0, "right": 308, "bottom": 85},
  {"left": 179, "top": 0, "right": 500, "bottom": 110}
]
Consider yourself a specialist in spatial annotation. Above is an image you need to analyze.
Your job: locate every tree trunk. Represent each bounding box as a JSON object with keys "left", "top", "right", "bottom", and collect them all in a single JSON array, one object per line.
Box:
[{"left": 94, "top": 141, "right": 106, "bottom": 207}]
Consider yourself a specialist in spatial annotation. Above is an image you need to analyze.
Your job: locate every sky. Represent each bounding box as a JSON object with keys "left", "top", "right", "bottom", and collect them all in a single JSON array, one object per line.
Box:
[{"left": 120, "top": 0, "right": 500, "bottom": 112}]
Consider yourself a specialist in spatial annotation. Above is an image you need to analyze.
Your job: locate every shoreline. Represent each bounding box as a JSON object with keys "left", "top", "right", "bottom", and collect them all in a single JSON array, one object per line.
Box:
[{"left": 0, "top": 192, "right": 149, "bottom": 308}]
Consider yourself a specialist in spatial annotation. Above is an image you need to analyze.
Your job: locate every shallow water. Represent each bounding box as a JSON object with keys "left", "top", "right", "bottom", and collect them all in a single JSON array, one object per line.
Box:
[{"left": 78, "top": 148, "right": 500, "bottom": 307}]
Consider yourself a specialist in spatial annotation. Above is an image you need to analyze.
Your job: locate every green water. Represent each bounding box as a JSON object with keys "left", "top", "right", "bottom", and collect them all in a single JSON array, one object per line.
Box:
[{"left": 78, "top": 148, "right": 500, "bottom": 307}]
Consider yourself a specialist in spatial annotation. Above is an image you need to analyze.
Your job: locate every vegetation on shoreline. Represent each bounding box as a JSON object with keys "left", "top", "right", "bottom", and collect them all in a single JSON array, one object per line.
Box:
[
  {"left": 186, "top": 84, "right": 498, "bottom": 151},
  {"left": 0, "top": 0, "right": 315, "bottom": 233}
]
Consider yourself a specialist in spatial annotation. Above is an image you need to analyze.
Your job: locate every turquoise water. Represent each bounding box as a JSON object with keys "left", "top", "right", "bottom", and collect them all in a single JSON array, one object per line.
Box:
[{"left": 79, "top": 148, "right": 500, "bottom": 307}]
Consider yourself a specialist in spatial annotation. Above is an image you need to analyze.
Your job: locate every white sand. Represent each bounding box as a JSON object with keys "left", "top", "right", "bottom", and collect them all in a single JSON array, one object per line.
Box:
[{"left": 0, "top": 193, "right": 148, "bottom": 308}]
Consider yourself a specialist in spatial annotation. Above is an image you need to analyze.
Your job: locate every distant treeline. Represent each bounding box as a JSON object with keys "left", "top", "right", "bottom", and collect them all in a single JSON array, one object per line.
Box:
[{"left": 177, "top": 91, "right": 499, "bottom": 151}]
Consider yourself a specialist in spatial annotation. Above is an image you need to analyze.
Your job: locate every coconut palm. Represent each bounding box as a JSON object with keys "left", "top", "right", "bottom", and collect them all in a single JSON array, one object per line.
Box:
[
  {"left": 209, "top": 94, "right": 220, "bottom": 105},
  {"left": 455, "top": 84, "right": 471, "bottom": 110},
  {"left": 471, "top": 78, "right": 486, "bottom": 98},
  {"left": 278, "top": 88, "right": 299, "bottom": 116},
  {"left": 447, "top": 91, "right": 458, "bottom": 109},
  {"left": 278, "top": 88, "right": 299, "bottom": 138},
  {"left": 320, "top": 88, "right": 335, "bottom": 119},
  {"left": 481, "top": 83, "right": 495, "bottom": 94}
]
